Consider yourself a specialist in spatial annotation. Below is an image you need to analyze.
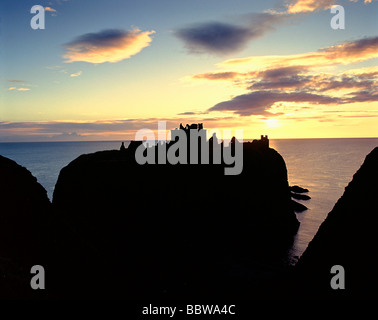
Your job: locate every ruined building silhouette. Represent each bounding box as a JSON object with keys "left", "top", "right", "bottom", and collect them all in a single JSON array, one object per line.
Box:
[
  {"left": 252, "top": 135, "right": 269, "bottom": 148},
  {"left": 171, "top": 123, "right": 204, "bottom": 141},
  {"left": 123, "top": 124, "right": 269, "bottom": 154},
  {"left": 172, "top": 123, "right": 269, "bottom": 147}
]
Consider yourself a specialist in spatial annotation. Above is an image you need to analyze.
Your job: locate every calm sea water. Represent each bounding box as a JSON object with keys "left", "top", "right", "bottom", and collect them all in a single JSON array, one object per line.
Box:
[
  {"left": 1, "top": 139, "right": 377, "bottom": 260},
  {"left": 270, "top": 138, "right": 378, "bottom": 260}
]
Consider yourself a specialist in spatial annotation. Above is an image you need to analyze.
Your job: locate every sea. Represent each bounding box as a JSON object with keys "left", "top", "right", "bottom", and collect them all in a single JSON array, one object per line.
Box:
[{"left": 1, "top": 138, "right": 378, "bottom": 261}]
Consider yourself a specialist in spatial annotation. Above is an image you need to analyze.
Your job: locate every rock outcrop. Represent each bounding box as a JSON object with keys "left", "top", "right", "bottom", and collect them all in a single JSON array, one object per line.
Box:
[
  {"left": 0, "top": 155, "right": 50, "bottom": 298},
  {"left": 51, "top": 140, "right": 299, "bottom": 299},
  {"left": 295, "top": 147, "right": 378, "bottom": 299}
]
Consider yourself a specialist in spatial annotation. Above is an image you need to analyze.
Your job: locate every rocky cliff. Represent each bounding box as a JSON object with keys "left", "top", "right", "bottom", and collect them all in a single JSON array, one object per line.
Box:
[
  {"left": 0, "top": 155, "right": 50, "bottom": 298},
  {"left": 295, "top": 147, "right": 378, "bottom": 299},
  {"left": 51, "top": 141, "right": 299, "bottom": 298}
]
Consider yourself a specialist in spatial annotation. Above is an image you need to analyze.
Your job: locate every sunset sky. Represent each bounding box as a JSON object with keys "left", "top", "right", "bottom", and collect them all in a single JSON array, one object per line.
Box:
[{"left": 1, "top": 0, "right": 377, "bottom": 141}]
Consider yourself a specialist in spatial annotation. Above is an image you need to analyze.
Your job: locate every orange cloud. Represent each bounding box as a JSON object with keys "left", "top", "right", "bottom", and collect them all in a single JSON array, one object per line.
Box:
[
  {"left": 63, "top": 28, "right": 155, "bottom": 64},
  {"left": 286, "top": 0, "right": 334, "bottom": 13},
  {"left": 44, "top": 6, "right": 57, "bottom": 12},
  {"left": 286, "top": 0, "right": 376, "bottom": 13}
]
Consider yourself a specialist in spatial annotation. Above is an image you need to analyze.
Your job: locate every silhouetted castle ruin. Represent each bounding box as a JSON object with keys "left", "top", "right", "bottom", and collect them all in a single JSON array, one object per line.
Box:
[
  {"left": 170, "top": 123, "right": 204, "bottom": 142},
  {"left": 125, "top": 123, "right": 270, "bottom": 154},
  {"left": 180, "top": 123, "right": 203, "bottom": 131},
  {"left": 172, "top": 123, "right": 269, "bottom": 147},
  {"left": 252, "top": 135, "right": 269, "bottom": 148}
]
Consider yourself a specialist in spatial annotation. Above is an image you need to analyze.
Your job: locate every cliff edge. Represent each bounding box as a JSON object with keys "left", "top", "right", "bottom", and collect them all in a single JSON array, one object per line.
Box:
[
  {"left": 0, "top": 155, "right": 50, "bottom": 298},
  {"left": 295, "top": 147, "right": 378, "bottom": 299}
]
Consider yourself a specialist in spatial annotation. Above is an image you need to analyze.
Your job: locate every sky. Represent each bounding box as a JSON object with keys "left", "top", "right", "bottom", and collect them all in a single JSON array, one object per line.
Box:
[{"left": 0, "top": 0, "right": 377, "bottom": 141}]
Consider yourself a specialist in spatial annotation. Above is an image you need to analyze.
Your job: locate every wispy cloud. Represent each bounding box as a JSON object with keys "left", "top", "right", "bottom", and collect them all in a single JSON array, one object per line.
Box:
[
  {"left": 209, "top": 91, "right": 342, "bottom": 116},
  {"left": 0, "top": 117, "right": 248, "bottom": 142},
  {"left": 177, "top": 111, "right": 209, "bottom": 116},
  {"left": 44, "top": 6, "right": 57, "bottom": 12},
  {"left": 7, "top": 79, "right": 25, "bottom": 83},
  {"left": 8, "top": 87, "right": 31, "bottom": 91},
  {"left": 285, "top": 0, "right": 376, "bottom": 13},
  {"left": 63, "top": 28, "right": 155, "bottom": 63},
  {"left": 70, "top": 71, "right": 82, "bottom": 77},
  {"left": 286, "top": 0, "right": 336, "bottom": 13},
  {"left": 192, "top": 71, "right": 242, "bottom": 81},
  {"left": 221, "top": 36, "right": 378, "bottom": 68}
]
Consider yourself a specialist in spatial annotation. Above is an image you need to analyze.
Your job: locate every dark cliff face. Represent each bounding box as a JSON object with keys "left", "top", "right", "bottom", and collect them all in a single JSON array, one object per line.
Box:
[
  {"left": 295, "top": 147, "right": 378, "bottom": 299},
  {"left": 0, "top": 155, "right": 50, "bottom": 298},
  {"left": 3, "top": 144, "right": 377, "bottom": 299},
  {"left": 52, "top": 142, "right": 299, "bottom": 299}
]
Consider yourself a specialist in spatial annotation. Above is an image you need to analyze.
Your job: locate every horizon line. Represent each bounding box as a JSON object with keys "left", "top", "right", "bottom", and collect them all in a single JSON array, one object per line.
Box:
[{"left": 1, "top": 137, "right": 378, "bottom": 143}]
